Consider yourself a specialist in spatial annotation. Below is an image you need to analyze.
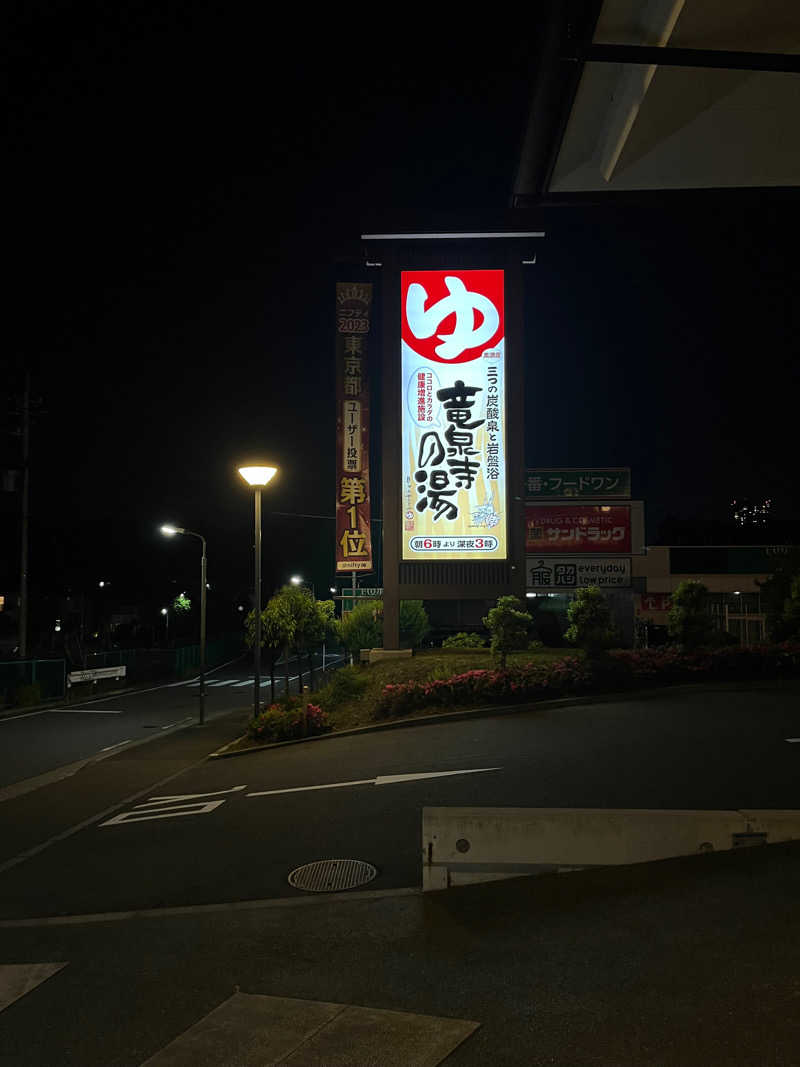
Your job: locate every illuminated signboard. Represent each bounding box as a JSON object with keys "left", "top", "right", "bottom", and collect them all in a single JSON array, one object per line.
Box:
[
  {"left": 525, "top": 504, "right": 632, "bottom": 554},
  {"left": 401, "top": 270, "right": 507, "bottom": 561},
  {"left": 527, "top": 556, "right": 631, "bottom": 589},
  {"left": 335, "top": 282, "right": 373, "bottom": 573}
]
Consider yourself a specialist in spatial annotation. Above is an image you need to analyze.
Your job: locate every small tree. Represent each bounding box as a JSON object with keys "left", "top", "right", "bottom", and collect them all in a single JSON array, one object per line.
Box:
[
  {"left": 758, "top": 551, "right": 800, "bottom": 641},
  {"left": 483, "top": 596, "right": 534, "bottom": 668},
  {"left": 339, "top": 600, "right": 382, "bottom": 662},
  {"left": 667, "top": 579, "right": 715, "bottom": 649},
  {"left": 399, "top": 600, "right": 431, "bottom": 648},
  {"left": 780, "top": 573, "right": 800, "bottom": 639},
  {"left": 244, "top": 594, "right": 295, "bottom": 704},
  {"left": 565, "top": 586, "right": 617, "bottom": 655}
]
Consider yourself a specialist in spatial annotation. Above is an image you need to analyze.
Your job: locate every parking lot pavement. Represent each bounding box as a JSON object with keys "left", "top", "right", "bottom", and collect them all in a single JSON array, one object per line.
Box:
[{"left": 2, "top": 839, "right": 799, "bottom": 1065}]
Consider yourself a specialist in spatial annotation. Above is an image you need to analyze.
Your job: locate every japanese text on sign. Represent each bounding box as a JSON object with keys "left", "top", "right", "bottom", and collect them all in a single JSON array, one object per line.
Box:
[
  {"left": 525, "top": 468, "right": 631, "bottom": 499},
  {"left": 525, "top": 505, "right": 632, "bottom": 554},
  {"left": 336, "top": 283, "right": 373, "bottom": 572},
  {"left": 401, "top": 270, "right": 507, "bottom": 561},
  {"left": 527, "top": 556, "right": 631, "bottom": 589}
]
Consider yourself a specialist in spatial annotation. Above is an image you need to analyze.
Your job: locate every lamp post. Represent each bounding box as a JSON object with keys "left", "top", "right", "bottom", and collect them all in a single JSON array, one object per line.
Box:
[
  {"left": 161, "top": 607, "right": 169, "bottom": 645},
  {"left": 237, "top": 465, "right": 278, "bottom": 719},
  {"left": 161, "top": 524, "right": 208, "bottom": 725}
]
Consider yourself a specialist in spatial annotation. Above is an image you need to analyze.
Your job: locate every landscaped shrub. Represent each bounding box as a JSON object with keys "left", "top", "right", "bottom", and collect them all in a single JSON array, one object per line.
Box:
[
  {"left": 483, "top": 596, "right": 534, "bottom": 667},
  {"left": 317, "top": 665, "right": 368, "bottom": 710},
  {"left": 14, "top": 683, "right": 42, "bottom": 707},
  {"left": 248, "top": 697, "right": 331, "bottom": 743},
  {"left": 442, "top": 632, "right": 487, "bottom": 649},
  {"left": 565, "top": 587, "right": 617, "bottom": 655},
  {"left": 373, "top": 641, "right": 800, "bottom": 719}
]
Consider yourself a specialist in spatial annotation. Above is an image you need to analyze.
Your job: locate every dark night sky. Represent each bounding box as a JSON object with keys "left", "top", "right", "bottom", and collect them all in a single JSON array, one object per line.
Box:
[{"left": 5, "top": 3, "right": 799, "bottom": 635}]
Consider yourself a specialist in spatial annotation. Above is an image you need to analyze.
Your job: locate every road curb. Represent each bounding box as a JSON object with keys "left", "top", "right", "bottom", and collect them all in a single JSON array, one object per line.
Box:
[{"left": 208, "top": 678, "right": 786, "bottom": 760}]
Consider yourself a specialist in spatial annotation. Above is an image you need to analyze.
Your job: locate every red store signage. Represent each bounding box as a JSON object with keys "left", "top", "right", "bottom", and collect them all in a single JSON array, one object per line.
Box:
[{"left": 525, "top": 504, "right": 631, "bottom": 554}]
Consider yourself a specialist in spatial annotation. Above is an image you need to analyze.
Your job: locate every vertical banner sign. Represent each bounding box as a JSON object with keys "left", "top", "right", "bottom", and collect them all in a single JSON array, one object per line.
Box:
[
  {"left": 400, "top": 270, "right": 507, "bottom": 561},
  {"left": 335, "top": 282, "right": 373, "bottom": 572}
]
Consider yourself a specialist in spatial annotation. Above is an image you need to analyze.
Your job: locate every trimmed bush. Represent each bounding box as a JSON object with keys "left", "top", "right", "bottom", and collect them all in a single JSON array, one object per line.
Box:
[
  {"left": 317, "top": 665, "right": 369, "bottom": 710},
  {"left": 442, "top": 632, "right": 487, "bottom": 649},
  {"left": 14, "top": 683, "right": 42, "bottom": 707}
]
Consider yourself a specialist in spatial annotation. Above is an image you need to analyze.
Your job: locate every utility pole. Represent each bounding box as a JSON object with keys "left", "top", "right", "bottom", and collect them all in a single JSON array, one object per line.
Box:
[{"left": 19, "top": 370, "right": 30, "bottom": 659}]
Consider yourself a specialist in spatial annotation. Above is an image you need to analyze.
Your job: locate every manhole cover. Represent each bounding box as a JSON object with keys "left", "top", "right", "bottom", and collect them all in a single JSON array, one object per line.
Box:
[{"left": 288, "top": 859, "right": 377, "bottom": 893}]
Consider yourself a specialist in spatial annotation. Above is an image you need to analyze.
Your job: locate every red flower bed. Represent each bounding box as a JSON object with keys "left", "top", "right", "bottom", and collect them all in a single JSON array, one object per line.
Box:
[{"left": 374, "top": 642, "right": 800, "bottom": 719}]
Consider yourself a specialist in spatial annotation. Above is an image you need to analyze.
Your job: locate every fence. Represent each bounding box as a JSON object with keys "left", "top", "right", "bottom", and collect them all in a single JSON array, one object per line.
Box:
[
  {"left": 175, "top": 634, "right": 245, "bottom": 677},
  {"left": 1, "top": 633, "right": 245, "bottom": 708},
  {"left": 0, "top": 659, "right": 66, "bottom": 707}
]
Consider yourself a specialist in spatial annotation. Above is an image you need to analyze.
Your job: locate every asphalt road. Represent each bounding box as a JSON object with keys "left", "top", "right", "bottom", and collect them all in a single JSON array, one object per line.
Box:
[
  {"left": 0, "top": 680, "right": 797, "bottom": 921},
  {"left": 0, "top": 651, "right": 344, "bottom": 790}
]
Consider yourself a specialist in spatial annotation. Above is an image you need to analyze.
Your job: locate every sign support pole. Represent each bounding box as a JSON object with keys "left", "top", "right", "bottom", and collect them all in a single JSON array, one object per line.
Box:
[{"left": 381, "top": 250, "right": 401, "bottom": 650}]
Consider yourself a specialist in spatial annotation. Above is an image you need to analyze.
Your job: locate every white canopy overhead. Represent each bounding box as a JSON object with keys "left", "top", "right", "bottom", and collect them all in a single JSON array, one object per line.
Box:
[{"left": 513, "top": 0, "right": 800, "bottom": 203}]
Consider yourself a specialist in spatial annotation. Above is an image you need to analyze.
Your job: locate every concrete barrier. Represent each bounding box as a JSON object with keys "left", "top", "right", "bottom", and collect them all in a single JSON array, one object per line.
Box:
[
  {"left": 67, "top": 666, "right": 126, "bottom": 687},
  {"left": 422, "top": 807, "right": 800, "bottom": 891}
]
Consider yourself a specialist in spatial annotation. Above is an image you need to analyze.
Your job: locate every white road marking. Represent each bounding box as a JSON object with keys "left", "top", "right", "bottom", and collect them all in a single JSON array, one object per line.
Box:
[
  {"left": 248, "top": 778, "right": 375, "bottom": 798},
  {"left": 183, "top": 656, "right": 344, "bottom": 688},
  {"left": 142, "top": 785, "right": 248, "bottom": 804},
  {"left": 54, "top": 708, "right": 124, "bottom": 714},
  {"left": 99, "top": 799, "right": 226, "bottom": 826},
  {"left": 100, "top": 739, "right": 131, "bottom": 752},
  {"left": 0, "top": 709, "right": 52, "bottom": 722},
  {"left": 247, "top": 767, "right": 502, "bottom": 798},
  {"left": 786, "top": 738, "right": 800, "bottom": 743}
]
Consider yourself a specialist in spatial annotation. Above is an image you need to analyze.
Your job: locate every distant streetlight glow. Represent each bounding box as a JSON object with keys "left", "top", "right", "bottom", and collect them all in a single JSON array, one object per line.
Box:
[
  {"left": 160, "top": 524, "right": 208, "bottom": 724},
  {"left": 237, "top": 466, "right": 277, "bottom": 487},
  {"left": 290, "top": 575, "right": 302, "bottom": 585}
]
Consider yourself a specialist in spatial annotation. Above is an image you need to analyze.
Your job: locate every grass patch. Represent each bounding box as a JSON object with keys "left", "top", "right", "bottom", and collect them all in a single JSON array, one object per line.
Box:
[{"left": 315, "top": 648, "right": 574, "bottom": 731}]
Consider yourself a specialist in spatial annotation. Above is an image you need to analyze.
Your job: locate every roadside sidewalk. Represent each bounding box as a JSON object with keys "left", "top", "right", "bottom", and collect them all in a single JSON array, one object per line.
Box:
[
  {"left": 2, "top": 838, "right": 799, "bottom": 1065},
  {"left": 0, "top": 708, "right": 250, "bottom": 873}
]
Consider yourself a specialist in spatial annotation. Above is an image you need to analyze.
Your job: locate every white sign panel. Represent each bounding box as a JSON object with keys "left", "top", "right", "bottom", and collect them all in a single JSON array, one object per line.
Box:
[
  {"left": 400, "top": 270, "right": 507, "bottom": 561},
  {"left": 526, "top": 556, "right": 631, "bottom": 590}
]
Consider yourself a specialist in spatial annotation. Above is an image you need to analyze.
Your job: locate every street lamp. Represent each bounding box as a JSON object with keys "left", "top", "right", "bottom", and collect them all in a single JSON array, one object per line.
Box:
[
  {"left": 290, "top": 574, "right": 315, "bottom": 599},
  {"left": 237, "top": 464, "right": 278, "bottom": 719},
  {"left": 161, "top": 606, "right": 169, "bottom": 645},
  {"left": 161, "top": 524, "right": 208, "bottom": 725}
]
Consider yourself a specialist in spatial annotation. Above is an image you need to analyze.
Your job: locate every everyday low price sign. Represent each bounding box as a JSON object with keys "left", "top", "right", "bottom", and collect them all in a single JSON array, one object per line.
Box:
[{"left": 526, "top": 556, "right": 631, "bottom": 590}]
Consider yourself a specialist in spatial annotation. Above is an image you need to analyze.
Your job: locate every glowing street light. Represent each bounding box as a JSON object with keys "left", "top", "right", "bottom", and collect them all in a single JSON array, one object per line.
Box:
[
  {"left": 160, "top": 523, "right": 208, "bottom": 725},
  {"left": 237, "top": 463, "right": 278, "bottom": 718},
  {"left": 290, "top": 574, "right": 315, "bottom": 599}
]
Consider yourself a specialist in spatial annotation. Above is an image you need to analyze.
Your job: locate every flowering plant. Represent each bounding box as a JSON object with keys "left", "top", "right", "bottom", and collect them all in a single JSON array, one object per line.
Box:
[
  {"left": 248, "top": 697, "right": 331, "bottom": 742},
  {"left": 374, "top": 642, "right": 800, "bottom": 719}
]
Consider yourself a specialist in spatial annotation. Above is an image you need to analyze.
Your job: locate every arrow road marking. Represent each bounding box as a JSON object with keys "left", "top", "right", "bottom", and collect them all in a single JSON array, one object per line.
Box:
[
  {"left": 98, "top": 785, "right": 248, "bottom": 827},
  {"left": 247, "top": 767, "right": 502, "bottom": 798}
]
